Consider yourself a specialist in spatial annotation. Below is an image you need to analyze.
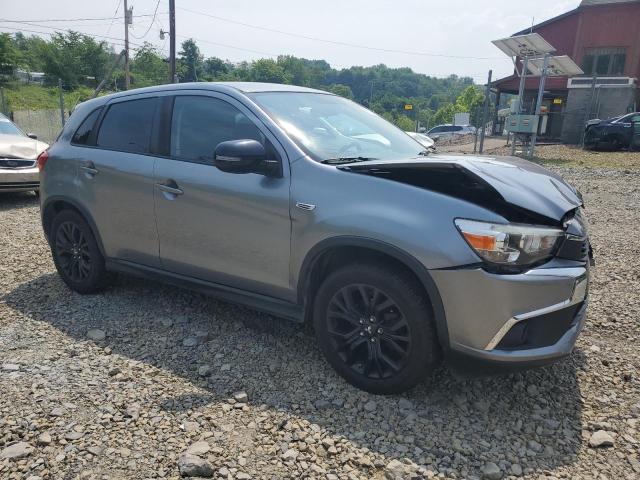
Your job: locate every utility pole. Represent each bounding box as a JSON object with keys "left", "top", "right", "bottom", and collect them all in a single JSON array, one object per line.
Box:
[
  {"left": 479, "top": 69, "right": 492, "bottom": 153},
  {"left": 169, "top": 0, "right": 176, "bottom": 83},
  {"left": 123, "top": 0, "right": 132, "bottom": 90}
]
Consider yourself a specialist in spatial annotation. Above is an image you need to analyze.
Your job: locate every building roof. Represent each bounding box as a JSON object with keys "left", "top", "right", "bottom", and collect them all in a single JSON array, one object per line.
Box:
[
  {"left": 580, "top": 0, "right": 639, "bottom": 5},
  {"left": 514, "top": 0, "right": 640, "bottom": 36}
]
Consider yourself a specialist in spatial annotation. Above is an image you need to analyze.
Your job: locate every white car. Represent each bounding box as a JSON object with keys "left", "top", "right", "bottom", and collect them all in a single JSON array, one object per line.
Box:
[
  {"left": 427, "top": 124, "right": 476, "bottom": 141},
  {"left": 0, "top": 113, "right": 48, "bottom": 194},
  {"left": 406, "top": 131, "right": 436, "bottom": 151}
]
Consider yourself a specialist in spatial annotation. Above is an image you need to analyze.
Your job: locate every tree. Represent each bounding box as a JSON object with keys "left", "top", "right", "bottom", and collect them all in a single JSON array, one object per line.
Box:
[
  {"left": 178, "top": 39, "right": 203, "bottom": 82},
  {"left": 329, "top": 84, "right": 354, "bottom": 100},
  {"left": 433, "top": 103, "right": 456, "bottom": 125},
  {"left": 132, "top": 43, "right": 167, "bottom": 87},
  {"left": 249, "top": 59, "right": 291, "bottom": 84},
  {"left": 395, "top": 115, "right": 415, "bottom": 131},
  {"left": 39, "top": 31, "right": 110, "bottom": 88},
  {"left": 0, "top": 33, "right": 19, "bottom": 78},
  {"left": 202, "top": 57, "right": 230, "bottom": 80}
]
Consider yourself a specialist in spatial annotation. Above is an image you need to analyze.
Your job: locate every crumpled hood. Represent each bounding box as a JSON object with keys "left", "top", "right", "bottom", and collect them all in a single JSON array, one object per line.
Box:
[
  {"left": 0, "top": 134, "right": 49, "bottom": 160},
  {"left": 338, "top": 154, "right": 582, "bottom": 222}
]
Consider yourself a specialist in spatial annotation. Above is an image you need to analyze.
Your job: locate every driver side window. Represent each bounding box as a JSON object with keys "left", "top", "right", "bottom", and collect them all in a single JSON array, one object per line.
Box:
[{"left": 170, "top": 96, "right": 266, "bottom": 163}]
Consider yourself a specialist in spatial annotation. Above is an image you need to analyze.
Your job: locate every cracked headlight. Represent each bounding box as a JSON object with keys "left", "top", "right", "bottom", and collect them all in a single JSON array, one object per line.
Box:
[{"left": 455, "top": 219, "right": 564, "bottom": 267}]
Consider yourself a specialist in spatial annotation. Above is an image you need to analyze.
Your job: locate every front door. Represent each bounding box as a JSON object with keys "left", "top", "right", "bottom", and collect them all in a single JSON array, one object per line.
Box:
[
  {"left": 153, "top": 93, "right": 292, "bottom": 300},
  {"left": 76, "top": 96, "right": 160, "bottom": 267}
]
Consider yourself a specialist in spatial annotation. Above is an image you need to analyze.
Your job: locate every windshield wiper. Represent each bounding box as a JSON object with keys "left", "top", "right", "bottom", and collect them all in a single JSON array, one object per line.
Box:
[
  {"left": 418, "top": 149, "right": 433, "bottom": 156},
  {"left": 320, "top": 156, "right": 377, "bottom": 165}
]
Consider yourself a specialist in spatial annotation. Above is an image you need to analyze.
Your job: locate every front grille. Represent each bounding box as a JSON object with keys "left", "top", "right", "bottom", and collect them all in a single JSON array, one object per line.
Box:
[
  {"left": 0, "top": 159, "right": 36, "bottom": 169},
  {"left": 557, "top": 235, "right": 590, "bottom": 262}
]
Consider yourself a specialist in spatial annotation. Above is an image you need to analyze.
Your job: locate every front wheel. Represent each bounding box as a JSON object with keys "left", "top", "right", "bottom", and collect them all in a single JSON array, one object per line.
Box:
[{"left": 313, "top": 263, "right": 440, "bottom": 394}]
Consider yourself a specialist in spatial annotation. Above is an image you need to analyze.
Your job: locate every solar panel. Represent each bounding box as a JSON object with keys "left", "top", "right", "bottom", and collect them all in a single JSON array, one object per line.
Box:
[
  {"left": 527, "top": 55, "right": 584, "bottom": 77},
  {"left": 491, "top": 33, "right": 556, "bottom": 58}
]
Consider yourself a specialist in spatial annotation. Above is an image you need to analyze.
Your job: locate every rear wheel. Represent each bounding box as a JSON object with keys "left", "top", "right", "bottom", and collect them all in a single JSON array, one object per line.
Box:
[
  {"left": 50, "top": 210, "right": 109, "bottom": 293},
  {"left": 313, "top": 263, "right": 439, "bottom": 394}
]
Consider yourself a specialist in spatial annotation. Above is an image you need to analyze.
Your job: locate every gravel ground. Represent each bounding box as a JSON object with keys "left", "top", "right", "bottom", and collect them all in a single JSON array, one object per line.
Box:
[{"left": 1, "top": 162, "right": 639, "bottom": 480}]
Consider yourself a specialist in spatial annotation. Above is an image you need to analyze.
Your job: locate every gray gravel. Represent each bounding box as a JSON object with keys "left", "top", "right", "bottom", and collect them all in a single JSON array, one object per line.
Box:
[{"left": 1, "top": 166, "right": 639, "bottom": 480}]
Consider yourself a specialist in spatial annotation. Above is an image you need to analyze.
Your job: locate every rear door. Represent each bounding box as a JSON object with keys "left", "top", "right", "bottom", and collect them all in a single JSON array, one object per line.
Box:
[
  {"left": 153, "top": 92, "right": 292, "bottom": 300},
  {"left": 75, "top": 95, "right": 161, "bottom": 267}
]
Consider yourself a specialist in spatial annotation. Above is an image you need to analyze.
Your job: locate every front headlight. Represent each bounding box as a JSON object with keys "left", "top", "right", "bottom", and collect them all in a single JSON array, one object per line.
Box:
[{"left": 455, "top": 219, "right": 563, "bottom": 267}]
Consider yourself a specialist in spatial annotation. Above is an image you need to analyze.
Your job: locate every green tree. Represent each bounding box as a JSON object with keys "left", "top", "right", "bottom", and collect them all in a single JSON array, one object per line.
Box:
[
  {"left": 39, "top": 31, "right": 110, "bottom": 88},
  {"left": 249, "top": 59, "right": 291, "bottom": 84},
  {"left": 395, "top": 115, "right": 415, "bottom": 131},
  {"left": 0, "top": 33, "right": 19, "bottom": 78},
  {"left": 433, "top": 102, "right": 456, "bottom": 125},
  {"left": 132, "top": 43, "right": 167, "bottom": 87},
  {"left": 178, "top": 39, "right": 203, "bottom": 82},
  {"left": 202, "top": 57, "right": 230, "bottom": 80},
  {"left": 329, "top": 84, "right": 354, "bottom": 100}
]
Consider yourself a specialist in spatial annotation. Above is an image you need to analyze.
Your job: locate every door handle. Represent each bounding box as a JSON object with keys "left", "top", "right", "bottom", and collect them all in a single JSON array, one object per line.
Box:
[
  {"left": 79, "top": 161, "right": 98, "bottom": 176},
  {"left": 156, "top": 181, "right": 184, "bottom": 196}
]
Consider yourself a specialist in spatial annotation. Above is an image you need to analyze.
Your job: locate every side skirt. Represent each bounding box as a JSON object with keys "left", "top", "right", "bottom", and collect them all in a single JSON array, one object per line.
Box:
[{"left": 105, "top": 259, "right": 304, "bottom": 323}]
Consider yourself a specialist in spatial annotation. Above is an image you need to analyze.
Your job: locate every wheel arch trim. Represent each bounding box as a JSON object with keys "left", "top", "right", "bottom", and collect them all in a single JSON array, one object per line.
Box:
[
  {"left": 41, "top": 195, "right": 106, "bottom": 257},
  {"left": 297, "top": 236, "right": 450, "bottom": 351}
]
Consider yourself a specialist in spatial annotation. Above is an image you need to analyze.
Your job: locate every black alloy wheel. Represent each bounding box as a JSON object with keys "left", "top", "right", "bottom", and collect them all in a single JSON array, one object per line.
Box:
[
  {"left": 326, "top": 283, "right": 411, "bottom": 380},
  {"left": 314, "top": 263, "right": 439, "bottom": 394},
  {"left": 55, "top": 221, "right": 92, "bottom": 282}
]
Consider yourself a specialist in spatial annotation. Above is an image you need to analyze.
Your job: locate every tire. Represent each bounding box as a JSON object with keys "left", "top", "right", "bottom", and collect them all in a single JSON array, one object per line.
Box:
[
  {"left": 50, "top": 209, "right": 109, "bottom": 294},
  {"left": 313, "top": 263, "right": 440, "bottom": 394}
]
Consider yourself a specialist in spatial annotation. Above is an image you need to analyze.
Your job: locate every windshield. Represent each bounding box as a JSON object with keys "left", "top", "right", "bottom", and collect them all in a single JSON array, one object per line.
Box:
[
  {"left": 0, "top": 116, "right": 25, "bottom": 136},
  {"left": 249, "top": 92, "right": 424, "bottom": 162}
]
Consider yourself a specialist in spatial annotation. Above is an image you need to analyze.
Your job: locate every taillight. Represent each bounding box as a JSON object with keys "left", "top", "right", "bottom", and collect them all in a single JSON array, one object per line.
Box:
[{"left": 37, "top": 150, "right": 49, "bottom": 171}]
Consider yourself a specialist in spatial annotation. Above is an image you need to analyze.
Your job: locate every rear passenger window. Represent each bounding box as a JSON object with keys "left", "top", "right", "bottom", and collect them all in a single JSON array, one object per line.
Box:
[
  {"left": 71, "top": 107, "right": 102, "bottom": 145},
  {"left": 170, "top": 96, "right": 265, "bottom": 162},
  {"left": 97, "top": 98, "right": 157, "bottom": 154}
]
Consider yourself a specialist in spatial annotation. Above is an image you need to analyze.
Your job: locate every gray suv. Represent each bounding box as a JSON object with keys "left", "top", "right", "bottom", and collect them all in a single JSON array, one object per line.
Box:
[{"left": 39, "top": 82, "right": 591, "bottom": 394}]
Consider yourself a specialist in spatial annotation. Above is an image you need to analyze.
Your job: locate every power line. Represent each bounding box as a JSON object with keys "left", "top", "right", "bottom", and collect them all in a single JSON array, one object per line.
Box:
[
  {"left": 105, "top": 0, "right": 122, "bottom": 36},
  {"left": 0, "top": 23, "right": 146, "bottom": 50},
  {"left": 177, "top": 6, "right": 509, "bottom": 61},
  {"left": 0, "top": 13, "right": 165, "bottom": 23},
  {"left": 130, "top": 0, "right": 162, "bottom": 40}
]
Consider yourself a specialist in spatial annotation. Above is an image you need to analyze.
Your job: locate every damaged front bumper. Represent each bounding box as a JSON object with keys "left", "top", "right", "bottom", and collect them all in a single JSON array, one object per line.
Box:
[{"left": 431, "top": 264, "right": 588, "bottom": 373}]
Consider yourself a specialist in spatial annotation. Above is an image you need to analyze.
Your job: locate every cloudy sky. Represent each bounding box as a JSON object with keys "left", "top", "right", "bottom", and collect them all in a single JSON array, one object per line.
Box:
[{"left": 1, "top": 0, "right": 580, "bottom": 82}]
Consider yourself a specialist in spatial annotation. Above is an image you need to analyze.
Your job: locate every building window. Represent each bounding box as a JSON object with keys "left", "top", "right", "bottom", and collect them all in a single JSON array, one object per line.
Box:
[{"left": 581, "top": 47, "right": 626, "bottom": 76}]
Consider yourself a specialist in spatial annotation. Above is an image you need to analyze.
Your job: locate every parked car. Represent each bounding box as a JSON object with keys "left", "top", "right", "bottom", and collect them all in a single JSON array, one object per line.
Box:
[
  {"left": 427, "top": 124, "right": 476, "bottom": 141},
  {"left": 39, "top": 82, "right": 591, "bottom": 394},
  {"left": 0, "top": 113, "right": 48, "bottom": 193},
  {"left": 584, "top": 112, "right": 640, "bottom": 150},
  {"left": 405, "top": 131, "right": 436, "bottom": 152}
]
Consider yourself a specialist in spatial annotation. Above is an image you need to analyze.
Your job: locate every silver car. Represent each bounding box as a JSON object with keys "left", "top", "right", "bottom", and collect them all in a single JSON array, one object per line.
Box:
[
  {"left": 427, "top": 124, "right": 476, "bottom": 141},
  {"left": 0, "top": 113, "right": 48, "bottom": 193},
  {"left": 39, "top": 83, "right": 591, "bottom": 394}
]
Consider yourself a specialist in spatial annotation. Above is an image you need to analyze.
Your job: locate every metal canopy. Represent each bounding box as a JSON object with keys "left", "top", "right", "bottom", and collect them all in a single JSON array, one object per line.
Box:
[
  {"left": 527, "top": 55, "right": 584, "bottom": 77},
  {"left": 492, "top": 33, "right": 556, "bottom": 58}
]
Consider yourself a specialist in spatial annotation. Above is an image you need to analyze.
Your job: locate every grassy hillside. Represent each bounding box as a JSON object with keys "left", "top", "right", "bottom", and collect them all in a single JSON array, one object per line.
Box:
[{"left": 1, "top": 84, "right": 96, "bottom": 112}]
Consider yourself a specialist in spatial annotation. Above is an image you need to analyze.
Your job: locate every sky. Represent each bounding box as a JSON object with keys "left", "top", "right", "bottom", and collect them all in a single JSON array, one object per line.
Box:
[{"left": 0, "top": 0, "right": 580, "bottom": 83}]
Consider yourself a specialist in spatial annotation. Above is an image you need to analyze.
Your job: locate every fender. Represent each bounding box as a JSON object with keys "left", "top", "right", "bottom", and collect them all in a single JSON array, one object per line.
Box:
[
  {"left": 297, "top": 236, "right": 450, "bottom": 351},
  {"left": 41, "top": 195, "right": 107, "bottom": 257}
]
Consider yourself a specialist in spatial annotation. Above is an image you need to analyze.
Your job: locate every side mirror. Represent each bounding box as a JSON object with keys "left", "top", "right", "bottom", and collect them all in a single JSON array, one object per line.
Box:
[
  {"left": 214, "top": 139, "right": 279, "bottom": 176},
  {"left": 27, "top": 133, "right": 38, "bottom": 140}
]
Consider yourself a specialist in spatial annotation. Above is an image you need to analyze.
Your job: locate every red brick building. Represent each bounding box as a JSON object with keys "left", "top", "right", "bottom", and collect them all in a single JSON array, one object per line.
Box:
[{"left": 493, "top": 0, "right": 640, "bottom": 142}]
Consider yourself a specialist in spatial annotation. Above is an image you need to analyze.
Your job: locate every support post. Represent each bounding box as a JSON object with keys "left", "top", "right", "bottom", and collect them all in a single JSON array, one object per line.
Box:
[
  {"left": 479, "top": 69, "right": 492, "bottom": 153},
  {"left": 529, "top": 54, "right": 550, "bottom": 158},
  {"left": 58, "top": 78, "right": 65, "bottom": 127},
  {"left": 511, "top": 56, "right": 529, "bottom": 155}
]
